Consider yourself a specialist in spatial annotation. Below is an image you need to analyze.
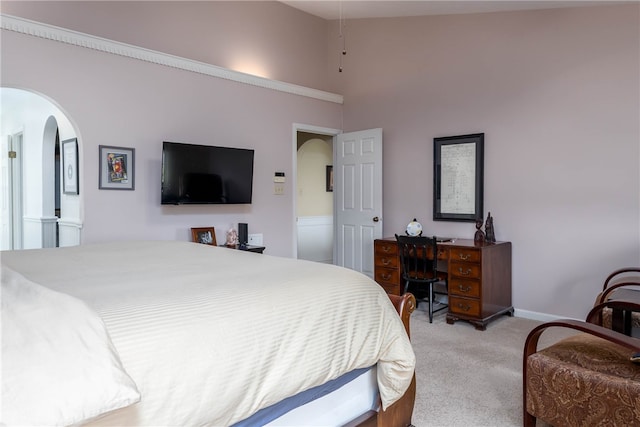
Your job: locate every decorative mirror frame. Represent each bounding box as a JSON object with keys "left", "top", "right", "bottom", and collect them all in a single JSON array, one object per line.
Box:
[{"left": 433, "top": 133, "right": 484, "bottom": 222}]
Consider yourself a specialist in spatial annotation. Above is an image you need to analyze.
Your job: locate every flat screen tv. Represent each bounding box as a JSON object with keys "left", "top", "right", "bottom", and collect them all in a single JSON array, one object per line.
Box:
[{"left": 161, "top": 141, "right": 254, "bottom": 205}]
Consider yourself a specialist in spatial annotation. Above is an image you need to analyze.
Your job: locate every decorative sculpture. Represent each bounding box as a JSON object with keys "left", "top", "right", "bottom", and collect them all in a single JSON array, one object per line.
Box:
[
  {"left": 226, "top": 226, "right": 238, "bottom": 246},
  {"left": 485, "top": 212, "right": 496, "bottom": 243},
  {"left": 474, "top": 218, "right": 485, "bottom": 244}
]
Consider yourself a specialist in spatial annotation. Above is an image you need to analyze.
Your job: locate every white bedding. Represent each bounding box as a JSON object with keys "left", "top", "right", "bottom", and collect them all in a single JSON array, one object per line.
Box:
[{"left": 1, "top": 241, "right": 415, "bottom": 426}]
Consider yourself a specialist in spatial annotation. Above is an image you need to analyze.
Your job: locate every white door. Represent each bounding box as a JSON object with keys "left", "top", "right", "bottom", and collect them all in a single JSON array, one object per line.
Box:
[
  {"left": 335, "top": 128, "right": 383, "bottom": 278},
  {"left": 1, "top": 133, "right": 23, "bottom": 250}
]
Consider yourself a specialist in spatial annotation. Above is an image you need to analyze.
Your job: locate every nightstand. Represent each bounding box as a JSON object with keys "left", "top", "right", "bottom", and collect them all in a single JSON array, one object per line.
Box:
[{"left": 220, "top": 244, "right": 266, "bottom": 254}]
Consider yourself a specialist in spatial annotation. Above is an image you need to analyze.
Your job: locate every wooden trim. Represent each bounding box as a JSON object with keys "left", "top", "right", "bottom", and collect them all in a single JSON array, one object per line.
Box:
[{"left": 0, "top": 14, "right": 344, "bottom": 104}]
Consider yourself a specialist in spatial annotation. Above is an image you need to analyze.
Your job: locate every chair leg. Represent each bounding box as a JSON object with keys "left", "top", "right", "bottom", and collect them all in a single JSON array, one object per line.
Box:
[
  {"left": 523, "top": 411, "right": 536, "bottom": 427},
  {"left": 429, "top": 283, "right": 434, "bottom": 323}
]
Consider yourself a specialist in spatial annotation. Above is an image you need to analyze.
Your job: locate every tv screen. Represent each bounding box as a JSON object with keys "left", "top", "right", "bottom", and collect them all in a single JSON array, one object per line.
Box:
[{"left": 161, "top": 141, "right": 254, "bottom": 205}]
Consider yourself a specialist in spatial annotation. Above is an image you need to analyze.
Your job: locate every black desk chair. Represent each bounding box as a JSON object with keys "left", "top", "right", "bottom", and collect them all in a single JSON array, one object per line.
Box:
[{"left": 395, "top": 234, "right": 448, "bottom": 323}]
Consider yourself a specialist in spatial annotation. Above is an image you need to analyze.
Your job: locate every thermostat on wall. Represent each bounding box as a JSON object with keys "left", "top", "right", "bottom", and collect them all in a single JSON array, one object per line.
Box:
[{"left": 274, "top": 172, "right": 285, "bottom": 183}]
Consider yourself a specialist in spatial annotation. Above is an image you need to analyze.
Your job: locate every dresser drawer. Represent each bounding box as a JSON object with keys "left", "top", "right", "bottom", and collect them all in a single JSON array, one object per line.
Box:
[
  {"left": 375, "top": 254, "right": 399, "bottom": 269},
  {"left": 449, "top": 296, "right": 481, "bottom": 317},
  {"left": 375, "top": 240, "right": 398, "bottom": 256},
  {"left": 375, "top": 267, "right": 400, "bottom": 285},
  {"left": 448, "top": 278, "right": 481, "bottom": 298},
  {"left": 378, "top": 282, "right": 401, "bottom": 295},
  {"left": 449, "top": 261, "right": 481, "bottom": 279},
  {"left": 449, "top": 248, "right": 481, "bottom": 263}
]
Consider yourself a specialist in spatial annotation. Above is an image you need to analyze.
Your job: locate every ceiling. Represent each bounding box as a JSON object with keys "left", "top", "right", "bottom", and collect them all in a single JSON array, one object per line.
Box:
[{"left": 279, "top": 1, "right": 633, "bottom": 20}]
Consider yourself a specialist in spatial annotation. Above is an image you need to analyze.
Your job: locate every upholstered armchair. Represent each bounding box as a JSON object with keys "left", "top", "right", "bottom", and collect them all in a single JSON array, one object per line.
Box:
[{"left": 523, "top": 300, "right": 640, "bottom": 427}]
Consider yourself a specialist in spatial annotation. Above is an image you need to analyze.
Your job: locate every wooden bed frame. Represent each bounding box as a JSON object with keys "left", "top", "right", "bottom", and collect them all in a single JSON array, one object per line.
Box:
[{"left": 345, "top": 292, "right": 417, "bottom": 427}]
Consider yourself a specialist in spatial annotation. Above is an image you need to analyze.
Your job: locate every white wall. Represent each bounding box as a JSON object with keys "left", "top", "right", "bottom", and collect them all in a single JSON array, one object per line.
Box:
[
  {"left": 0, "top": 4, "right": 342, "bottom": 257},
  {"left": 329, "top": 4, "right": 640, "bottom": 319}
]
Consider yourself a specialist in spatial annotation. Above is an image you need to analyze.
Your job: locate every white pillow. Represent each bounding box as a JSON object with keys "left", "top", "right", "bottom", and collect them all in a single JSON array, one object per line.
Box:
[{"left": 1, "top": 266, "right": 140, "bottom": 426}]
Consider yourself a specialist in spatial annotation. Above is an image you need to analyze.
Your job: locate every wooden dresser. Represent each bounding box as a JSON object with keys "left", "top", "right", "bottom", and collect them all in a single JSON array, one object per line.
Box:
[{"left": 374, "top": 237, "right": 513, "bottom": 330}]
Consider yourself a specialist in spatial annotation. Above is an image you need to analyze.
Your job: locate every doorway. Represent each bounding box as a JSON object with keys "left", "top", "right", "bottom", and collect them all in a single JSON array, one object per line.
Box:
[
  {"left": 293, "top": 124, "right": 340, "bottom": 263},
  {"left": 296, "top": 132, "right": 334, "bottom": 263}
]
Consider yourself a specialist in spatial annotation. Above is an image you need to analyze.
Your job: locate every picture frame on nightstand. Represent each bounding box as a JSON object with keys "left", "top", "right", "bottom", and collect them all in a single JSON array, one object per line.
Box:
[{"left": 191, "top": 227, "right": 217, "bottom": 245}]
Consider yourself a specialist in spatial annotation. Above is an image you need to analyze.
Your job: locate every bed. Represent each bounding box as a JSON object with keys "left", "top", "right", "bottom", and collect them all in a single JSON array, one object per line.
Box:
[{"left": 1, "top": 240, "right": 416, "bottom": 426}]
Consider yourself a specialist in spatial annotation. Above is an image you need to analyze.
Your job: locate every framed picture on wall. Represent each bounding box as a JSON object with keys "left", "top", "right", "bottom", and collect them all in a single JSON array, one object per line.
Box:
[
  {"left": 433, "top": 133, "right": 484, "bottom": 222},
  {"left": 99, "top": 145, "right": 135, "bottom": 190},
  {"left": 62, "top": 138, "right": 79, "bottom": 195},
  {"left": 326, "top": 165, "right": 333, "bottom": 192}
]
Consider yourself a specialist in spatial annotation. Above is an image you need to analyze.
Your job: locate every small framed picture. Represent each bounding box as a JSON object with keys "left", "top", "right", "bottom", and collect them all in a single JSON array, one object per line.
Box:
[
  {"left": 326, "top": 165, "right": 333, "bottom": 192},
  {"left": 99, "top": 145, "right": 135, "bottom": 190},
  {"left": 62, "top": 138, "right": 79, "bottom": 195},
  {"left": 191, "top": 227, "right": 217, "bottom": 246}
]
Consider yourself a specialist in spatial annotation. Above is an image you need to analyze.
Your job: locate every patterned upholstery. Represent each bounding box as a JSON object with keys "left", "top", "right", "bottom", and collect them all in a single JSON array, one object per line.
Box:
[
  {"left": 595, "top": 289, "right": 640, "bottom": 332},
  {"left": 525, "top": 334, "right": 640, "bottom": 426},
  {"left": 523, "top": 271, "right": 640, "bottom": 427}
]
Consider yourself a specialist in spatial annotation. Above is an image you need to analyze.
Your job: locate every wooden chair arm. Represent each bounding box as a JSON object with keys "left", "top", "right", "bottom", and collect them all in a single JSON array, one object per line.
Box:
[
  {"left": 603, "top": 267, "right": 640, "bottom": 290},
  {"left": 598, "top": 282, "right": 640, "bottom": 304},
  {"left": 587, "top": 300, "right": 640, "bottom": 326},
  {"left": 523, "top": 319, "right": 640, "bottom": 361}
]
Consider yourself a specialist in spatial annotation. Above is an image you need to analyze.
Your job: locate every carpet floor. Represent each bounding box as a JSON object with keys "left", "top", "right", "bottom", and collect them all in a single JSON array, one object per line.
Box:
[{"left": 409, "top": 304, "right": 575, "bottom": 427}]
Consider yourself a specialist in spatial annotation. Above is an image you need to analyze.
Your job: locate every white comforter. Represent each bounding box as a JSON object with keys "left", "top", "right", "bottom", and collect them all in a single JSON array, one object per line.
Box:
[{"left": 1, "top": 241, "right": 415, "bottom": 426}]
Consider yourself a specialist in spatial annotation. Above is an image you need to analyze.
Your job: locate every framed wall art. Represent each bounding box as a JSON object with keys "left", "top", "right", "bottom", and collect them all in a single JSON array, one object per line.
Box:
[
  {"left": 326, "top": 165, "right": 333, "bottom": 192},
  {"left": 99, "top": 145, "right": 135, "bottom": 190},
  {"left": 62, "top": 138, "right": 79, "bottom": 195},
  {"left": 433, "top": 133, "right": 484, "bottom": 222}
]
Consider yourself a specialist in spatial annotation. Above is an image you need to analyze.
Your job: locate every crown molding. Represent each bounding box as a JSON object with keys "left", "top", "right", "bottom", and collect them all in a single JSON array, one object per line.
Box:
[{"left": 0, "top": 14, "right": 343, "bottom": 105}]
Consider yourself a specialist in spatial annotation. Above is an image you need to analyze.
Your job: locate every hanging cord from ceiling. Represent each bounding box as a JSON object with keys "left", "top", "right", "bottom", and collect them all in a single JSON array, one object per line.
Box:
[{"left": 338, "top": 1, "right": 346, "bottom": 72}]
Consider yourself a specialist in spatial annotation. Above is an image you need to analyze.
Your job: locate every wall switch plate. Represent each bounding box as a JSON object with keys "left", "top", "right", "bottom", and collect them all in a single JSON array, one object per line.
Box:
[{"left": 274, "top": 183, "right": 285, "bottom": 195}]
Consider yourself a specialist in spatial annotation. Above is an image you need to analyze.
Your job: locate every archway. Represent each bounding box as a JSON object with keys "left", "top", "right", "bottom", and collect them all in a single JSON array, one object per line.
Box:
[{"left": 0, "top": 87, "right": 82, "bottom": 249}]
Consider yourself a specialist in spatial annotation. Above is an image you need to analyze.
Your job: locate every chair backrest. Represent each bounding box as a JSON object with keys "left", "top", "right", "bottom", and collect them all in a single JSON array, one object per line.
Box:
[
  {"left": 603, "top": 267, "right": 640, "bottom": 291},
  {"left": 395, "top": 234, "right": 438, "bottom": 282}
]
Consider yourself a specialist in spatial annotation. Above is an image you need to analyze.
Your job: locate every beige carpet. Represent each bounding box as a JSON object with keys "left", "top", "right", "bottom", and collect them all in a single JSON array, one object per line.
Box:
[{"left": 409, "top": 305, "right": 575, "bottom": 426}]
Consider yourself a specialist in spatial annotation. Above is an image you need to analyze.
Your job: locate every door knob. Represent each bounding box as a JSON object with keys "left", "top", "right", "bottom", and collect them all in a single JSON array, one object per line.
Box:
[{"left": 373, "top": 216, "right": 380, "bottom": 222}]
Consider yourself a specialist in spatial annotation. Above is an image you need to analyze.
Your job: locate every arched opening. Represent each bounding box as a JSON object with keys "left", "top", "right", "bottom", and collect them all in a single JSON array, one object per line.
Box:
[{"left": 0, "top": 87, "right": 82, "bottom": 249}]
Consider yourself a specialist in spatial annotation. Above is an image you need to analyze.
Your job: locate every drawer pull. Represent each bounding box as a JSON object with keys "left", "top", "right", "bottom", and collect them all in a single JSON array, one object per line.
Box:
[
  {"left": 457, "top": 303, "right": 472, "bottom": 312},
  {"left": 381, "top": 273, "right": 391, "bottom": 280},
  {"left": 382, "top": 245, "right": 392, "bottom": 253},
  {"left": 458, "top": 253, "right": 471, "bottom": 260},
  {"left": 458, "top": 285, "right": 472, "bottom": 293},
  {"left": 458, "top": 267, "right": 472, "bottom": 276},
  {"left": 438, "top": 250, "right": 446, "bottom": 257},
  {"left": 382, "top": 258, "right": 391, "bottom": 265}
]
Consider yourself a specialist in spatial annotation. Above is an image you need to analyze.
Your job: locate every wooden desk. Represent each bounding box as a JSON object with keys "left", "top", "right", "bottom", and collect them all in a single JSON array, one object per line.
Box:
[{"left": 374, "top": 237, "right": 513, "bottom": 330}]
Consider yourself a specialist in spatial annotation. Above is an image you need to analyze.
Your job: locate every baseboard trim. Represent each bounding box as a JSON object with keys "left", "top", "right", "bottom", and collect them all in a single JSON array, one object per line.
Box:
[{"left": 514, "top": 308, "right": 580, "bottom": 322}]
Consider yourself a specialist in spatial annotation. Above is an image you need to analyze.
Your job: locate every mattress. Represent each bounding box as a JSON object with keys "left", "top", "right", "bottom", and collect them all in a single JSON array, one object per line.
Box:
[{"left": 1, "top": 241, "right": 415, "bottom": 426}]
